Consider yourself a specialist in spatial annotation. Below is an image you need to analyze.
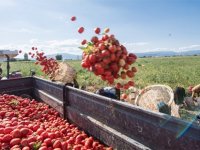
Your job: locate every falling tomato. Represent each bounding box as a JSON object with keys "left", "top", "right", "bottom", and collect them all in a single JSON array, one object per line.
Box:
[
  {"left": 78, "top": 27, "right": 84, "bottom": 34},
  {"left": 71, "top": 16, "right": 76, "bottom": 21},
  {"left": 94, "top": 27, "right": 101, "bottom": 34}
]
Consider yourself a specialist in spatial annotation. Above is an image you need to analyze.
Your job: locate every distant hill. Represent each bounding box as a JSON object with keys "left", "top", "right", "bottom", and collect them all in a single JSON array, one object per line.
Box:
[
  {"left": 135, "top": 50, "right": 200, "bottom": 57},
  {"left": 47, "top": 53, "right": 81, "bottom": 60},
  {"left": 46, "top": 50, "right": 200, "bottom": 60}
]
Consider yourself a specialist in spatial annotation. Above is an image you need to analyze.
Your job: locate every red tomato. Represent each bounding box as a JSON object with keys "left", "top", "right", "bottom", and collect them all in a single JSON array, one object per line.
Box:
[
  {"left": 81, "top": 39, "right": 87, "bottom": 45},
  {"left": 101, "top": 50, "right": 110, "bottom": 57},
  {"left": 53, "top": 140, "right": 61, "bottom": 148},
  {"left": 78, "top": 27, "right": 84, "bottom": 34},
  {"left": 121, "top": 93, "right": 128, "bottom": 100},
  {"left": 91, "top": 36, "right": 98, "bottom": 43},
  {"left": 4, "top": 127, "right": 14, "bottom": 134},
  {"left": 22, "top": 146, "right": 30, "bottom": 150},
  {"left": 37, "top": 128, "right": 45, "bottom": 135},
  {"left": 109, "top": 54, "right": 116, "bottom": 62},
  {"left": 73, "top": 144, "right": 82, "bottom": 150},
  {"left": 89, "top": 54, "right": 96, "bottom": 63},
  {"left": 61, "top": 141, "right": 68, "bottom": 150},
  {"left": 20, "top": 138, "right": 29, "bottom": 147},
  {"left": 11, "top": 129, "right": 21, "bottom": 138},
  {"left": 44, "top": 138, "right": 52, "bottom": 146},
  {"left": 20, "top": 128, "right": 29, "bottom": 137},
  {"left": 131, "top": 67, "right": 137, "bottom": 72},
  {"left": 123, "top": 64, "right": 129, "bottom": 70},
  {"left": 109, "top": 45, "right": 116, "bottom": 53},
  {"left": 116, "top": 83, "right": 122, "bottom": 89},
  {"left": 27, "top": 136, "right": 36, "bottom": 143},
  {"left": 10, "top": 138, "right": 21, "bottom": 146},
  {"left": 2, "top": 134, "right": 12, "bottom": 143},
  {"left": 71, "top": 16, "right": 76, "bottom": 21},
  {"left": 84, "top": 138, "right": 93, "bottom": 148},
  {"left": 94, "top": 27, "right": 101, "bottom": 34},
  {"left": 53, "top": 148, "right": 62, "bottom": 150},
  {"left": 126, "top": 70, "right": 134, "bottom": 78},
  {"left": 38, "top": 146, "right": 48, "bottom": 150},
  {"left": 48, "top": 133, "right": 56, "bottom": 139},
  {"left": 128, "top": 81, "right": 135, "bottom": 86},
  {"left": 123, "top": 84, "right": 130, "bottom": 90}
]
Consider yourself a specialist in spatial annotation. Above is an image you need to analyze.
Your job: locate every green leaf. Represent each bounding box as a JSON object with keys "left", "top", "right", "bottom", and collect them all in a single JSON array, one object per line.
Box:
[
  {"left": 33, "top": 141, "right": 42, "bottom": 150},
  {"left": 79, "top": 46, "right": 86, "bottom": 50}
]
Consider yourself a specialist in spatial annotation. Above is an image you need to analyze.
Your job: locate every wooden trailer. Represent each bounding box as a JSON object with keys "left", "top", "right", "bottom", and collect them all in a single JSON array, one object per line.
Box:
[{"left": 0, "top": 77, "right": 199, "bottom": 150}]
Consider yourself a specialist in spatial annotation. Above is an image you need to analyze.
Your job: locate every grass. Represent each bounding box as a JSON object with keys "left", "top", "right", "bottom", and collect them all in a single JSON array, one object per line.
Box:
[
  {"left": 1, "top": 56, "right": 200, "bottom": 122},
  {"left": 1, "top": 55, "right": 200, "bottom": 90}
]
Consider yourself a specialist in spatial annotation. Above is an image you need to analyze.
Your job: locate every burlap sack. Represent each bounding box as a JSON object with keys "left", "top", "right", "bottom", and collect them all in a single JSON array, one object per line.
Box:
[{"left": 50, "top": 62, "right": 76, "bottom": 84}]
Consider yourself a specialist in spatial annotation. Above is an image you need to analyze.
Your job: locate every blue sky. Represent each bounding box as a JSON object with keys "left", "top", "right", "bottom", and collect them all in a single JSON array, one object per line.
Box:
[{"left": 0, "top": 0, "right": 200, "bottom": 56}]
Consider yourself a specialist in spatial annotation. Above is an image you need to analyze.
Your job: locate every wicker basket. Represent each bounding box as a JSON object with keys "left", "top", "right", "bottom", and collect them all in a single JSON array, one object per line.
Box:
[{"left": 135, "top": 85, "right": 174, "bottom": 113}]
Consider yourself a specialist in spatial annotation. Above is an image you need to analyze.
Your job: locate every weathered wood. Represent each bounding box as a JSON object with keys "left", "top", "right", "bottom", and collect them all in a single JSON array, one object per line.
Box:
[
  {"left": 33, "top": 77, "right": 64, "bottom": 101},
  {"left": 0, "top": 77, "right": 33, "bottom": 96},
  {"left": 0, "top": 77, "right": 200, "bottom": 150},
  {"left": 34, "top": 88, "right": 64, "bottom": 117},
  {"left": 65, "top": 86, "right": 200, "bottom": 150},
  {"left": 67, "top": 106, "right": 151, "bottom": 150}
]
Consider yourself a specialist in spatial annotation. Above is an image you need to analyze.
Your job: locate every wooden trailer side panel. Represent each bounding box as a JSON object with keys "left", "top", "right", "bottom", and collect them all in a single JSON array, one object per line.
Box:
[
  {"left": 0, "top": 77, "right": 33, "bottom": 96},
  {"left": 33, "top": 77, "right": 64, "bottom": 117},
  {"left": 64, "top": 86, "right": 200, "bottom": 150}
]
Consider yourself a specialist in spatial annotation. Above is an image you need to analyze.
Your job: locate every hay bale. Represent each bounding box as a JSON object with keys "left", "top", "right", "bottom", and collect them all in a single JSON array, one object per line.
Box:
[
  {"left": 192, "top": 84, "right": 200, "bottom": 98},
  {"left": 50, "top": 62, "right": 77, "bottom": 84}
]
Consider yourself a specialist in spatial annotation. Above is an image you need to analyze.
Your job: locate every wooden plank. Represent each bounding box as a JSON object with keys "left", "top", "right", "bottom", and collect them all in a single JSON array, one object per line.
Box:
[
  {"left": 66, "top": 107, "right": 151, "bottom": 150},
  {"left": 34, "top": 88, "right": 64, "bottom": 116},
  {"left": 65, "top": 86, "right": 200, "bottom": 150},
  {"left": 0, "top": 77, "right": 33, "bottom": 96},
  {"left": 33, "top": 77, "right": 64, "bottom": 101}
]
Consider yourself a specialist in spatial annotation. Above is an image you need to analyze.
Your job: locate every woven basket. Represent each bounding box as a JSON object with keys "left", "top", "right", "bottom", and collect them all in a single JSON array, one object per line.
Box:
[
  {"left": 50, "top": 62, "right": 76, "bottom": 84},
  {"left": 135, "top": 84, "right": 174, "bottom": 112}
]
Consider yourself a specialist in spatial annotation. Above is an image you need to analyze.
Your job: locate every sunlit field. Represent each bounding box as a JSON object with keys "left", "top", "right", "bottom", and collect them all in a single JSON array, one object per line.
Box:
[
  {"left": 1, "top": 55, "right": 200, "bottom": 90},
  {"left": 1, "top": 55, "right": 200, "bottom": 121}
]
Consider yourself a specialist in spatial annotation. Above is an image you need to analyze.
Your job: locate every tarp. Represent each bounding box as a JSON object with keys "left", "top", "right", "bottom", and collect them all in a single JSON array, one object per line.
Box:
[{"left": 0, "top": 50, "right": 18, "bottom": 59}]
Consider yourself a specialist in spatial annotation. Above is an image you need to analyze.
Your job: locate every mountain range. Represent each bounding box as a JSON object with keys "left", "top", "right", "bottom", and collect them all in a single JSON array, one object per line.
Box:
[
  {"left": 47, "top": 50, "right": 200, "bottom": 60},
  {"left": 135, "top": 50, "right": 200, "bottom": 57}
]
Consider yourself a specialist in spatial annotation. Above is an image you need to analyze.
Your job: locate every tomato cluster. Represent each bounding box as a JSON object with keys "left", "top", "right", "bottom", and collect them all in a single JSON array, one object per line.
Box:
[
  {"left": 71, "top": 16, "right": 137, "bottom": 90},
  {"left": 0, "top": 94, "right": 112, "bottom": 150},
  {"left": 19, "top": 47, "right": 59, "bottom": 76},
  {"left": 80, "top": 32, "right": 137, "bottom": 90},
  {"left": 33, "top": 48, "right": 59, "bottom": 76}
]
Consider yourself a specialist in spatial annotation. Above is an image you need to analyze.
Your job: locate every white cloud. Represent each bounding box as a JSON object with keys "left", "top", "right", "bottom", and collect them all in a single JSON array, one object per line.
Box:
[
  {"left": 123, "top": 42, "right": 149, "bottom": 47},
  {"left": 0, "top": 39, "right": 82, "bottom": 58},
  {"left": 142, "top": 44, "right": 200, "bottom": 53},
  {"left": 178, "top": 45, "right": 200, "bottom": 51}
]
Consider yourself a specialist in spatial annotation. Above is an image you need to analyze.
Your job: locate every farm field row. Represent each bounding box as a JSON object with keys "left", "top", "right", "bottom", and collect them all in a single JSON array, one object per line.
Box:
[
  {"left": 1, "top": 56, "right": 200, "bottom": 91},
  {"left": 1, "top": 56, "right": 200, "bottom": 121}
]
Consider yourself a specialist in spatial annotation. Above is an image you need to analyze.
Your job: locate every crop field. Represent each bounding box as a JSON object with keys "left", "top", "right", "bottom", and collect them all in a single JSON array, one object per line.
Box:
[
  {"left": 1, "top": 56, "right": 200, "bottom": 122},
  {"left": 1, "top": 55, "right": 200, "bottom": 90}
]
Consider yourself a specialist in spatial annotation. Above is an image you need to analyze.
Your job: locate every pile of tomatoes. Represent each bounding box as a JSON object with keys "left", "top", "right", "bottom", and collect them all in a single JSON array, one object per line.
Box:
[
  {"left": 72, "top": 16, "right": 137, "bottom": 90},
  {"left": 0, "top": 94, "right": 112, "bottom": 150},
  {"left": 80, "top": 31, "right": 137, "bottom": 90}
]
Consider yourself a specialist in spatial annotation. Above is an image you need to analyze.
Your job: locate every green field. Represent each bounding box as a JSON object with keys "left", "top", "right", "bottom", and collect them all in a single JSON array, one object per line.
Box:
[
  {"left": 1, "top": 56, "right": 200, "bottom": 90},
  {"left": 1, "top": 55, "right": 200, "bottom": 121}
]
